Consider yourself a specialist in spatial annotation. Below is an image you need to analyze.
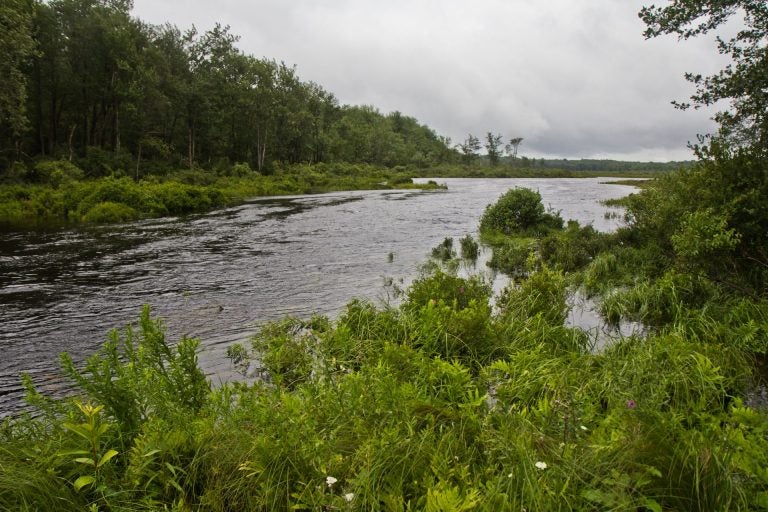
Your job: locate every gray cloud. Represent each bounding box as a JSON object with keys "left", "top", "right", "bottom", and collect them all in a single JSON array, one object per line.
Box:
[{"left": 132, "top": 0, "right": 727, "bottom": 161}]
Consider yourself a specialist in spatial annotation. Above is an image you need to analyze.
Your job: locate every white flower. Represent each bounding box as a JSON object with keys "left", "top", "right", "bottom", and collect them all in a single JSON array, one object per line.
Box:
[
  {"left": 507, "top": 472, "right": 513, "bottom": 478},
  {"left": 344, "top": 493, "right": 355, "bottom": 502},
  {"left": 326, "top": 476, "right": 337, "bottom": 487},
  {"left": 580, "top": 425, "right": 588, "bottom": 431},
  {"left": 535, "top": 461, "right": 548, "bottom": 470}
]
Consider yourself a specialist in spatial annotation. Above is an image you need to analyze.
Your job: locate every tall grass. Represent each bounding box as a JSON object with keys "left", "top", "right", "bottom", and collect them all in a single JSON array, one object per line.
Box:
[{"left": 2, "top": 262, "right": 766, "bottom": 510}]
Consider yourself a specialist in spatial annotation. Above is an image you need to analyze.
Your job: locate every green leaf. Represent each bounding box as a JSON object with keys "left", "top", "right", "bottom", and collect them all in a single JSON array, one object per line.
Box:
[
  {"left": 642, "top": 498, "right": 663, "bottom": 512},
  {"left": 73, "top": 475, "right": 95, "bottom": 491},
  {"left": 97, "top": 449, "right": 119, "bottom": 468},
  {"left": 74, "top": 457, "right": 96, "bottom": 467},
  {"left": 57, "top": 449, "right": 90, "bottom": 457},
  {"left": 63, "top": 422, "right": 92, "bottom": 440}
]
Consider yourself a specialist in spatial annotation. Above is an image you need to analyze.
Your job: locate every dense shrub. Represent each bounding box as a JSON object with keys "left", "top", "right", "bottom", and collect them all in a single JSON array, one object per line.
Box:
[
  {"left": 459, "top": 234, "right": 479, "bottom": 261},
  {"left": 403, "top": 268, "right": 491, "bottom": 312},
  {"left": 30, "top": 160, "right": 84, "bottom": 186},
  {"left": 80, "top": 201, "right": 138, "bottom": 223},
  {"left": 486, "top": 237, "right": 535, "bottom": 276},
  {"left": 430, "top": 237, "right": 455, "bottom": 261},
  {"left": 540, "top": 220, "right": 608, "bottom": 272},
  {"left": 480, "top": 187, "right": 563, "bottom": 235}
]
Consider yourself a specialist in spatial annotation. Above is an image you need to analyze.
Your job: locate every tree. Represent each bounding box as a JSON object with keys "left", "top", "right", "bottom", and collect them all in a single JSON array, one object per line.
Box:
[
  {"left": 632, "top": 1, "right": 768, "bottom": 292},
  {"left": 640, "top": 1, "right": 768, "bottom": 153},
  {"left": 505, "top": 137, "right": 523, "bottom": 162},
  {"left": 485, "top": 132, "right": 503, "bottom": 167},
  {"left": 0, "top": 0, "right": 37, "bottom": 161},
  {"left": 457, "top": 134, "right": 481, "bottom": 165}
]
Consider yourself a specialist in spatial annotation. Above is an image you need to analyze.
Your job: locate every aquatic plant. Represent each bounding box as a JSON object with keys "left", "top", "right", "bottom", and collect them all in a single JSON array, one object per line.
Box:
[
  {"left": 459, "top": 234, "right": 479, "bottom": 261},
  {"left": 431, "top": 236, "right": 456, "bottom": 261}
]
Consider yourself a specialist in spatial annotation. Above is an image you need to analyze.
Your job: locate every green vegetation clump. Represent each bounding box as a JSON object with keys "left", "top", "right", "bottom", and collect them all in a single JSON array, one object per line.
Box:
[
  {"left": 0, "top": 164, "right": 445, "bottom": 228},
  {"left": 479, "top": 187, "right": 563, "bottom": 236},
  {"left": 80, "top": 201, "right": 138, "bottom": 224},
  {"left": 459, "top": 234, "right": 479, "bottom": 261},
  {"left": 430, "top": 237, "right": 455, "bottom": 261}
]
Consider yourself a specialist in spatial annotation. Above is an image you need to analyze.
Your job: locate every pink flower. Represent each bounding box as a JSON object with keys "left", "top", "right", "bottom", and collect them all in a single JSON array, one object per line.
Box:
[
  {"left": 458, "top": 286, "right": 465, "bottom": 294},
  {"left": 626, "top": 399, "right": 637, "bottom": 409}
]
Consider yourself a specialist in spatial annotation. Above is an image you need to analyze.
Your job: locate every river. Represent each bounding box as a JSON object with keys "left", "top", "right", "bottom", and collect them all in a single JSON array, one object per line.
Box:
[{"left": 0, "top": 177, "right": 637, "bottom": 416}]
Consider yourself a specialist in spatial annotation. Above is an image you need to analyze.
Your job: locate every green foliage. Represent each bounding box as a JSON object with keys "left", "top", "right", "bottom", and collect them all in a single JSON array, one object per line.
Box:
[
  {"left": 540, "top": 220, "right": 608, "bottom": 272},
  {"left": 1, "top": 260, "right": 767, "bottom": 510},
  {"left": 30, "top": 160, "right": 84, "bottom": 186},
  {"left": 58, "top": 305, "right": 209, "bottom": 445},
  {"left": 60, "top": 401, "right": 119, "bottom": 498},
  {"left": 430, "top": 237, "right": 455, "bottom": 261},
  {"left": 459, "top": 234, "right": 479, "bottom": 261},
  {"left": 0, "top": 165, "right": 445, "bottom": 227},
  {"left": 80, "top": 201, "right": 138, "bottom": 223},
  {"left": 640, "top": 1, "right": 768, "bottom": 150},
  {"left": 486, "top": 237, "right": 535, "bottom": 276},
  {"left": 479, "top": 187, "right": 563, "bottom": 236},
  {"left": 403, "top": 268, "right": 492, "bottom": 313},
  {"left": 498, "top": 265, "right": 570, "bottom": 327}
]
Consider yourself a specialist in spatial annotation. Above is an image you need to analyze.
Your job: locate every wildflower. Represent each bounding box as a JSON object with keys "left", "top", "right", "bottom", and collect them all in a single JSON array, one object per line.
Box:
[
  {"left": 326, "top": 476, "right": 337, "bottom": 487},
  {"left": 626, "top": 399, "right": 637, "bottom": 409},
  {"left": 344, "top": 493, "right": 354, "bottom": 502},
  {"left": 458, "top": 286, "right": 465, "bottom": 294},
  {"left": 580, "top": 425, "right": 588, "bottom": 431},
  {"left": 535, "top": 461, "right": 548, "bottom": 470}
]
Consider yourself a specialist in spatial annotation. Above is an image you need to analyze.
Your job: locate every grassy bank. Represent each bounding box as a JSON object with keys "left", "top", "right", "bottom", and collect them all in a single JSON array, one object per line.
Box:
[
  {"left": 0, "top": 162, "right": 444, "bottom": 229},
  {"left": 2, "top": 260, "right": 766, "bottom": 510},
  {"left": 3, "top": 185, "right": 768, "bottom": 510}
]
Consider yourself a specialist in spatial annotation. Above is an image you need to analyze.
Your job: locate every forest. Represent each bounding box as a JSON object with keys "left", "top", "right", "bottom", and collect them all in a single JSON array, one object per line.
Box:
[{"left": 0, "top": 0, "right": 456, "bottom": 178}]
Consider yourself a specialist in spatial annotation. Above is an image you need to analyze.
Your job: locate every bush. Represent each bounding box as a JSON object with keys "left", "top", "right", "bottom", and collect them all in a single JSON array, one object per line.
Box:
[
  {"left": 431, "top": 237, "right": 455, "bottom": 261},
  {"left": 403, "top": 268, "right": 492, "bottom": 313},
  {"left": 80, "top": 201, "right": 138, "bottom": 223},
  {"left": 231, "top": 162, "right": 254, "bottom": 177},
  {"left": 540, "top": 221, "right": 608, "bottom": 272},
  {"left": 459, "top": 234, "right": 479, "bottom": 261},
  {"left": 480, "top": 187, "right": 563, "bottom": 235},
  {"left": 486, "top": 238, "right": 535, "bottom": 276},
  {"left": 30, "top": 160, "right": 84, "bottom": 186}
]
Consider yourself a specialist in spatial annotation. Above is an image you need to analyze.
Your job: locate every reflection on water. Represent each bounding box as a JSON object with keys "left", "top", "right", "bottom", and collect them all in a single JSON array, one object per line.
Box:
[{"left": 0, "top": 178, "right": 638, "bottom": 415}]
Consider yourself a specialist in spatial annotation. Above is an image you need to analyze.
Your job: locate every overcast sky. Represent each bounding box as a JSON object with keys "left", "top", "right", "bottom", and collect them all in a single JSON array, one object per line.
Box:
[{"left": 131, "top": 0, "right": 728, "bottom": 162}]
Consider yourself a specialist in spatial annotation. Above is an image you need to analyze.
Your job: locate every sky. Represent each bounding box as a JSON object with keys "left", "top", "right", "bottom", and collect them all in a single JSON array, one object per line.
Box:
[{"left": 131, "top": 0, "right": 729, "bottom": 162}]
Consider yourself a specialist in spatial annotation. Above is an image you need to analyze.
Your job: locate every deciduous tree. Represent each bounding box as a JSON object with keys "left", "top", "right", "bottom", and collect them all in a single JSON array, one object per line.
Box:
[{"left": 640, "top": 1, "right": 768, "bottom": 153}]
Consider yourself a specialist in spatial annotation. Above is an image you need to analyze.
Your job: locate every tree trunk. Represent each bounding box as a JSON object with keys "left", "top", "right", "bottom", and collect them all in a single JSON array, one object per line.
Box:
[
  {"left": 188, "top": 125, "right": 195, "bottom": 169},
  {"left": 67, "top": 124, "right": 76, "bottom": 162},
  {"left": 135, "top": 140, "right": 142, "bottom": 180}
]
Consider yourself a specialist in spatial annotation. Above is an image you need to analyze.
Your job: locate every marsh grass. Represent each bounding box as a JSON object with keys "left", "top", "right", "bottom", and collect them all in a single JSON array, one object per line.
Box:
[
  {"left": 2, "top": 260, "right": 765, "bottom": 510},
  {"left": 4, "top": 177, "right": 768, "bottom": 509}
]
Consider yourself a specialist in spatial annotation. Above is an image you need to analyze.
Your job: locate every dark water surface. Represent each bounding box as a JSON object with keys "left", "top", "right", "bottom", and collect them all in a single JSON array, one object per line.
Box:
[{"left": 0, "top": 178, "right": 636, "bottom": 415}]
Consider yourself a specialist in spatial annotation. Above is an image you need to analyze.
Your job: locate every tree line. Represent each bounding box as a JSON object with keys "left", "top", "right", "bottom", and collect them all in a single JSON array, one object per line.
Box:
[{"left": 0, "top": 0, "right": 458, "bottom": 179}]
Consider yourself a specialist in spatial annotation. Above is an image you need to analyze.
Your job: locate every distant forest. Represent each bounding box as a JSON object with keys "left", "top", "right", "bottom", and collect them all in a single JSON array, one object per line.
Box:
[{"left": 1, "top": 0, "right": 681, "bottom": 179}]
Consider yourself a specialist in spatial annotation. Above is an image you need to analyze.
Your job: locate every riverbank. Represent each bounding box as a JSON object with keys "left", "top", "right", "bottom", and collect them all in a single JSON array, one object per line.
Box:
[
  {"left": 0, "top": 159, "right": 664, "bottom": 229},
  {"left": 0, "top": 163, "right": 445, "bottom": 229},
  {"left": 2, "top": 181, "right": 767, "bottom": 510}
]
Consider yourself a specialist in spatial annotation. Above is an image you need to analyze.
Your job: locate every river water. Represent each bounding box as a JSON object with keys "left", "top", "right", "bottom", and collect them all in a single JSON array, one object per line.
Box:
[{"left": 0, "top": 178, "right": 636, "bottom": 416}]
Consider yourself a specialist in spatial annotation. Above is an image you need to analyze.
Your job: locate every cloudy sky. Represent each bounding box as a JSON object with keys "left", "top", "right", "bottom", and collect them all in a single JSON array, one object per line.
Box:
[{"left": 131, "top": 0, "right": 728, "bottom": 162}]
